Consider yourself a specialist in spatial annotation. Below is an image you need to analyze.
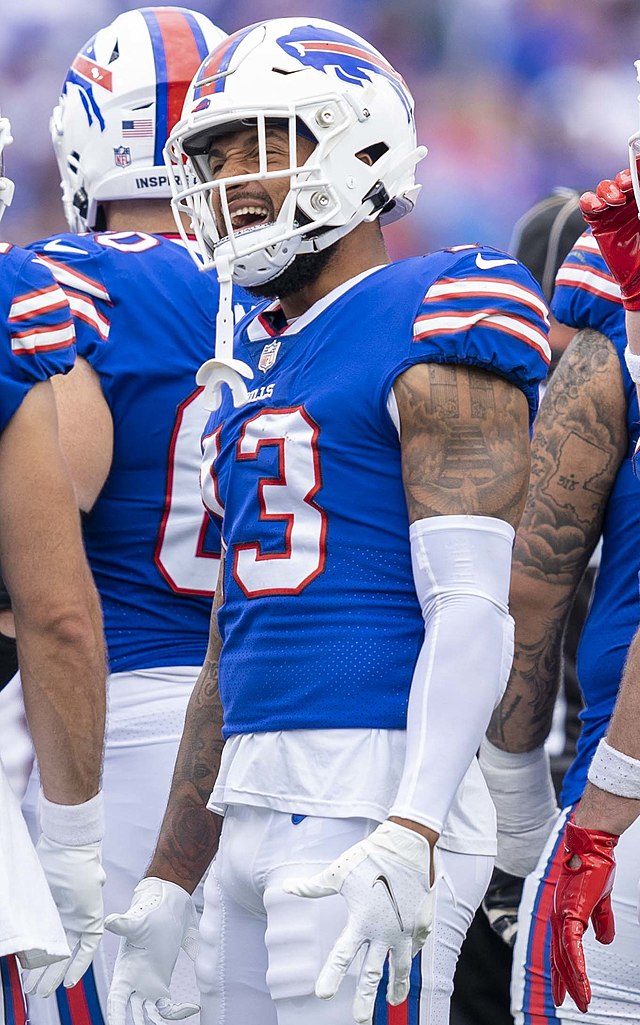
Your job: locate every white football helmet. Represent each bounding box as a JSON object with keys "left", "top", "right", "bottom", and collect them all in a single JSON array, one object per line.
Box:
[
  {"left": 165, "top": 17, "right": 427, "bottom": 286},
  {"left": 51, "top": 7, "right": 227, "bottom": 232},
  {"left": 0, "top": 116, "right": 15, "bottom": 223}
]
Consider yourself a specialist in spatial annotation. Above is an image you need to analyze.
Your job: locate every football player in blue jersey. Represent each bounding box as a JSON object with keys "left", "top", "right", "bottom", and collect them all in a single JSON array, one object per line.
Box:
[
  {"left": 529, "top": 160, "right": 640, "bottom": 1018},
  {"left": 0, "top": 115, "right": 106, "bottom": 1025},
  {"left": 105, "top": 18, "right": 550, "bottom": 1025},
  {"left": 9, "top": 9, "right": 255, "bottom": 1025},
  {"left": 479, "top": 133, "right": 640, "bottom": 1025}
]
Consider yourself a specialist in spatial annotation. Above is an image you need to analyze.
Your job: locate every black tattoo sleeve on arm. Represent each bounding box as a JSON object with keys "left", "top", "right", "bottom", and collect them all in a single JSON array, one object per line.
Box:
[{"left": 487, "top": 329, "right": 628, "bottom": 751}]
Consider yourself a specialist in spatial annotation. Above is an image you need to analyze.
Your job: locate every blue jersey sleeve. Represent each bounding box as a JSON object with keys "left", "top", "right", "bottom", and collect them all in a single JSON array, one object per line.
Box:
[
  {"left": 402, "top": 247, "right": 550, "bottom": 423},
  {"left": 552, "top": 230, "right": 622, "bottom": 339},
  {"left": 0, "top": 245, "right": 76, "bottom": 432},
  {"left": 27, "top": 236, "right": 112, "bottom": 367}
]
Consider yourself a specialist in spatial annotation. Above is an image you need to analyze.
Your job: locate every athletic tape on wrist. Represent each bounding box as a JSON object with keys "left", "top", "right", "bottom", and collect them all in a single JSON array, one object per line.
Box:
[
  {"left": 624, "top": 346, "right": 640, "bottom": 384},
  {"left": 39, "top": 790, "right": 105, "bottom": 846},
  {"left": 587, "top": 737, "right": 640, "bottom": 799}
]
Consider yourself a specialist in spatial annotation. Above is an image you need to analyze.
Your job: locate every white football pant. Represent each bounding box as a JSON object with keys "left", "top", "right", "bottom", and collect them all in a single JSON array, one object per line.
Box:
[{"left": 197, "top": 803, "right": 493, "bottom": 1025}]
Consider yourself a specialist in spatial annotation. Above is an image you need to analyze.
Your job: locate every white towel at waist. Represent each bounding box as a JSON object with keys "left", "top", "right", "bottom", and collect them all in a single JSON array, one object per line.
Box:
[{"left": 0, "top": 753, "right": 69, "bottom": 965}]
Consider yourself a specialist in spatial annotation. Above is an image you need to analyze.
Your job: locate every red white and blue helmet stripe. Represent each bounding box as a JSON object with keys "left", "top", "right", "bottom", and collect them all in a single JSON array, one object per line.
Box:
[
  {"left": 192, "top": 25, "right": 258, "bottom": 99},
  {"left": 139, "top": 7, "right": 211, "bottom": 163}
]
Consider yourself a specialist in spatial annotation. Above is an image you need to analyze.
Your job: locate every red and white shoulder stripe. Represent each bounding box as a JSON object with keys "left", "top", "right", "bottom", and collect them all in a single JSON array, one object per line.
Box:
[
  {"left": 423, "top": 275, "right": 550, "bottom": 323},
  {"left": 413, "top": 276, "right": 551, "bottom": 364},
  {"left": 555, "top": 234, "right": 622, "bottom": 304},
  {"left": 8, "top": 278, "right": 75, "bottom": 356},
  {"left": 33, "top": 255, "right": 111, "bottom": 341},
  {"left": 10, "top": 320, "right": 75, "bottom": 356},
  {"left": 65, "top": 290, "right": 110, "bottom": 341},
  {"left": 34, "top": 255, "right": 111, "bottom": 302},
  {"left": 8, "top": 283, "right": 69, "bottom": 322}
]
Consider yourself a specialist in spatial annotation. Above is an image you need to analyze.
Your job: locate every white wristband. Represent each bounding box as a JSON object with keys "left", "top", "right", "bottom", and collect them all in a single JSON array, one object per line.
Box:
[
  {"left": 39, "top": 790, "right": 105, "bottom": 846},
  {"left": 624, "top": 346, "right": 640, "bottom": 384},
  {"left": 479, "top": 739, "right": 559, "bottom": 877},
  {"left": 587, "top": 738, "right": 640, "bottom": 799}
]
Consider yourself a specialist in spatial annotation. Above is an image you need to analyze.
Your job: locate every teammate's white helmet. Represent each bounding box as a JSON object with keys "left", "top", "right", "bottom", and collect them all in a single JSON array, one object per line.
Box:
[
  {"left": 0, "top": 117, "right": 15, "bottom": 223},
  {"left": 165, "top": 18, "right": 427, "bottom": 285},
  {"left": 51, "top": 7, "right": 227, "bottom": 232}
]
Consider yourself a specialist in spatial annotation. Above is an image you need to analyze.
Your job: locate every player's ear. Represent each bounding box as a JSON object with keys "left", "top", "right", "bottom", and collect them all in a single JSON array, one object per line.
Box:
[{"left": 356, "top": 149, "right": 375, "bottom": 167}]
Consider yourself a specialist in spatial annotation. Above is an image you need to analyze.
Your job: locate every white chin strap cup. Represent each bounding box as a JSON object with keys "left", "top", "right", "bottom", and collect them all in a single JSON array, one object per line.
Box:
[{"left": 196, "top": 356, "right": 252, "bottom": 411}]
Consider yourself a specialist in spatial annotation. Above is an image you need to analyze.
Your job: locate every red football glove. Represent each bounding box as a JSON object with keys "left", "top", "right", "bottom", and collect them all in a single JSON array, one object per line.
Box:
[
  {"left": 579, "top": 165, "right": 640, "bottom": 309},
  {"left": 550, "top": 821, "right": 618, "bottom": 1014}
]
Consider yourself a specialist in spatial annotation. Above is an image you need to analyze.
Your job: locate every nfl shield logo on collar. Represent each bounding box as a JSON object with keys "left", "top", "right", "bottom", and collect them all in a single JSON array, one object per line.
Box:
[
  {"left": 258, "top": 340, "right": 281, "bottom": 373},
  {"left": 113, "top": 145, "right": 132, "bottom": 168}
]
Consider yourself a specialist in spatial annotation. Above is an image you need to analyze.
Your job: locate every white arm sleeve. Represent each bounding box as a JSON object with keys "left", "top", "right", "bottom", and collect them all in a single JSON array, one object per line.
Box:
[{"left": 389, "top": 514, "right": 515, "bottom": 834}]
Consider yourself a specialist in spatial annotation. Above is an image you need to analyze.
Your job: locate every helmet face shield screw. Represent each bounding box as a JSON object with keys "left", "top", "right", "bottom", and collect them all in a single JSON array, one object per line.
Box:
[
  {"left": 316, "top": 107, "right": 335, "bottom": 127},
  {"left": 310, "top": 191, "right": 331, "bottom": 211}
]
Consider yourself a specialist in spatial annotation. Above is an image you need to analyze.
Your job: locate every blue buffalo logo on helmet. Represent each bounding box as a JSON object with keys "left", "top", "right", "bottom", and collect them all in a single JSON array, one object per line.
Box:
[
  {"left": 275, "top": 25, "right": 412, "bottom": 119},
  {"left": 191, "top": 23, "right": 412, "bottom": 121}
]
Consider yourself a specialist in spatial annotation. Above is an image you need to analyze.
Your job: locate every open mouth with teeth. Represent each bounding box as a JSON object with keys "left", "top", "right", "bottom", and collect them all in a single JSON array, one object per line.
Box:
[{"left": 230, "top": 204, "right": 272, "bottom": 232}]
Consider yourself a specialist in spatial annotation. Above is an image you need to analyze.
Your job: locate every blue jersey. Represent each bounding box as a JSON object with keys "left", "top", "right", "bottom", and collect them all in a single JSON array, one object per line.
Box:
[
  {"left": 28, "top": 231, "right": 251, "bottom": 674},
  {"left": 201, "top": 248, "right": 550, "bottom": 738},
  {"left": 552, "top": 232, "right": 640, "bottom": 807},
  {"left": 0, "top": 242, "right": 75, "bottom": 429}
]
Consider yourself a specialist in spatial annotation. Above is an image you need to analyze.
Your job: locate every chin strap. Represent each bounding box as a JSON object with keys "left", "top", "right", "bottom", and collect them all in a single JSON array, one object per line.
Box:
[{"left": 195, "top": 254, "right": 253, "bottom": 411}]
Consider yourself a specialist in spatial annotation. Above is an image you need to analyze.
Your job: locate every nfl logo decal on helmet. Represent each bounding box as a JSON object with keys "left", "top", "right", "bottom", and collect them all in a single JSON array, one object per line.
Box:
[{"left": 113, "top": 145, "right": 132, "bottom": 168}]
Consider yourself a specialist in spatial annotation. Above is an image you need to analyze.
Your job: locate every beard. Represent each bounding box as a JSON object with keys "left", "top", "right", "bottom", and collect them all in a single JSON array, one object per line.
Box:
[{"left": 245, "top": 239, "right": 340, "bottom": 301}]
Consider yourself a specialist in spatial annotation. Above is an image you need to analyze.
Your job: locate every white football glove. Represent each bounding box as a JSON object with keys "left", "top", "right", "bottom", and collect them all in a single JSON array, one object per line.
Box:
[
  {"left": 22, "top": 837, "right": 106, "bottom": 996},
  {"left": 283, "top": 821, "right": 435, "bottom": 1025},
  {"left": 105, "top": 877, "right": 200, "bottom": 1025}
]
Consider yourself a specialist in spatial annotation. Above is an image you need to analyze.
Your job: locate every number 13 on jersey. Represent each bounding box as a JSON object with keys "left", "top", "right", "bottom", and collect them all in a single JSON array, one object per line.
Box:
[{"left": 201, "top": 406, "right": 327, "bottom": 598}]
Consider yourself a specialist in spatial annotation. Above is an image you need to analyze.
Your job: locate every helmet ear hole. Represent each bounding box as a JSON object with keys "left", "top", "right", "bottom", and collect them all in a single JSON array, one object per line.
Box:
[{"left": 356, "top": 142, "right": 389, "bottom": 166}]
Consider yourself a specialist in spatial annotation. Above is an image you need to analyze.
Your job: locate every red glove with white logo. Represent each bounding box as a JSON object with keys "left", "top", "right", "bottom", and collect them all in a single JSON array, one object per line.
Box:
[
  {"left": 550, "top": 821, "right": 618, "bottom": 1014},
  {"left": 579, "top": 165, "right": 640, "bottom": 309}
]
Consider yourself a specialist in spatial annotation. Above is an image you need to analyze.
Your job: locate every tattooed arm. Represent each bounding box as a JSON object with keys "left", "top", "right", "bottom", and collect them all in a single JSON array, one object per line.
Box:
[
  {"left": 145, "top": 558, "right": 225, "bottom": 892},
  {"left": 394, "top": 362, "right": 530, "bottom": 528},
  {"left": 389, "top": 362, "right": 531, "bottom": 844},
  {"left": 487, "top": 329, "right": 627, "bottom": 753}
]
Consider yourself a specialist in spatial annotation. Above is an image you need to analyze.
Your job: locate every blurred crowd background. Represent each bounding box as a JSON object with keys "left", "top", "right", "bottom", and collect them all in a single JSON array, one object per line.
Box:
[{"left": 2, "top": 0, "right": 640, "bottom": 257}]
